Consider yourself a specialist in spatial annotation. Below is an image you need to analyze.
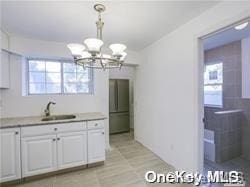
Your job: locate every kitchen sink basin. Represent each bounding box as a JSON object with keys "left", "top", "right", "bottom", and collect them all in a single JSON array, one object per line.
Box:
[{"left": 41, "top": 114, "right": 76, "bottom": 121}]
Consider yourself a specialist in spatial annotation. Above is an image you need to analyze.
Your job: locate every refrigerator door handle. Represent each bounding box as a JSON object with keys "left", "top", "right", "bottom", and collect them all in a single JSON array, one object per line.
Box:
[{"left": 115, "top": 80, "right": 118, "bottom": 111}]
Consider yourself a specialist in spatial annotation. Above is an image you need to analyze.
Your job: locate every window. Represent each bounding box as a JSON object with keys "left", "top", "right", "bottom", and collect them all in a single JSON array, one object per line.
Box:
[
  {"left": 27, "top": 60, "right": 93, "bottom": 95},
  {"left": 204, "top": 62, "right": 223, "bottom": 107}
]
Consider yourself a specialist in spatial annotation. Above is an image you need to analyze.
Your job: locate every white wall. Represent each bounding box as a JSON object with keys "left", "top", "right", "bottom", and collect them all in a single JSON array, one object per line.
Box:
[
  {"left": 1, "top": 34, "right": 140, "bottom": 150},
  {"left": 1, "top": 34, "right": 113, "bottom": 149},
  {"left": 135, "top": 1, "right": 250, "bottom": 172},
  {"left": 1, "top": 54, "right": 108, "bottom": 118},
  {"left": 109, "top": 65, "right": 136, "bottom": 129},
  {"left": 1, "top": 53, "right": 110, "bottom": 148},
  {"left": 8, "top": 35, "right": 140, "bottom": 66}
]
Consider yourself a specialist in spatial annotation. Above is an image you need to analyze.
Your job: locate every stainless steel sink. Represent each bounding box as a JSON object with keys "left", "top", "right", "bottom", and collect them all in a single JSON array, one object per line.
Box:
[{"left": 41, "top": 114, "right": 76, "bottom": 121}]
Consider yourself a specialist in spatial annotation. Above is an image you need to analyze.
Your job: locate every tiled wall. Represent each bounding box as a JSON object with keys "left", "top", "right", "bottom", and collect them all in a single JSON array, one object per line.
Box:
[
  {"left": 204, "top": 40, "right": 250, "bottom": 161},
  {"left": 214, "top": 112, "right": 242, "bottom": 162},
  {"left": 240, "top": 99, "right": 250, "bottom": 160}
]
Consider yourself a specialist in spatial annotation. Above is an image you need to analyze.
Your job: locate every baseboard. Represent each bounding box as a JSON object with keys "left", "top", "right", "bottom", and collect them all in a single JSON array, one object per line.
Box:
[{"left": 0, "top": 161, "right": 105, "bottom": 186}]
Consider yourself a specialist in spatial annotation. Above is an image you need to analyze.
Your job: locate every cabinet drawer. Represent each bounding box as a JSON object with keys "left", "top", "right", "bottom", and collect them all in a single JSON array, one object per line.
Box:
[
  {"left": 87, "top": 120, "right": 104, "bottom": 130},
  {"left": 21, "top": 125, "right": 58, "bottom": 137},
  {"left": 56, "top": 122, "right": 86, "bottom": 133},
  {"left": 21, "top": 122, "right": 87, "bottom": 137}
]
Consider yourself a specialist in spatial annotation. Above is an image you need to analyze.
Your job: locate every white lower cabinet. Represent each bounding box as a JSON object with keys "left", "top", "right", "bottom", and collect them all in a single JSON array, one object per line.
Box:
[
  {"left": 57, "top": 131, "right": 87, "bottom": 169},
  {"left": 21, "top": 135, "right": 57, "bottom": 177},
  {"left": 0, "top": 128, "right": 21, "bottom": 183},
  {"left": 88, "top": 129, "right": 105, "bottom": 164},
  {"left": 1, "top": 120, "right": 105, "bottom": 182}
]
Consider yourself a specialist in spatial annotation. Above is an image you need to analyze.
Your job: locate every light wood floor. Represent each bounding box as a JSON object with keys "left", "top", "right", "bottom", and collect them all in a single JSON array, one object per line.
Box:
[
  {"left": 5, "top": 131, "right": 249, "bottom": 187},
  {"left": 6, "top": 131, "right": 191, "bottom": 187}
]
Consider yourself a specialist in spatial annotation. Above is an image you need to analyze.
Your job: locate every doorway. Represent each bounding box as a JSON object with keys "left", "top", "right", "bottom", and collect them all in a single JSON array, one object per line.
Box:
[
  {"left": 200, "top": 18, "right": 250, "bottom": 186},
  {"left": 109, "top": 79, "right": 130, "bottom": 134},
  {"left": 108, "top": 66, "right": 136, "bottom": 148}
]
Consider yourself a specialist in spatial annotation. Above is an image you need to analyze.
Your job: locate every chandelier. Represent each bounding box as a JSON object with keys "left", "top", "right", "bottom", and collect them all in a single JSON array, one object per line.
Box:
[{"left": 67, "top": 4, "right": 127, "bottom": 70}]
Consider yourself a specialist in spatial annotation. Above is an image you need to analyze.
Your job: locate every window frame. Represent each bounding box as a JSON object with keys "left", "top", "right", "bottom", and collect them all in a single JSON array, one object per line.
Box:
[
  {"left": 26, "top": 58, "right": 94, "bottom": 95},
  {"left": 204, "top": 61, "right": 223, "bottom": 108}
]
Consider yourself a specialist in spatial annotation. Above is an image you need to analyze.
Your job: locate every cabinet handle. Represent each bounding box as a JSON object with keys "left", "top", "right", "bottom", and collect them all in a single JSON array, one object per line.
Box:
[
  {"left": 15, "top": 131, "right": 19, "bottom": 135},
  {"left": 102, "top": 132, "right": 105, "bottom": 135},
  {"left": 54, "top": 128, "right": 57, "bottom": 131},
  {"left": 57, "top": 138, "right": 60, "bottom": 141},
  {"left": 53, "top": 138, "right": 56, "bottom": 141},
  {"left": 95, "top": 123, "right": 98, "bottom": 126}
]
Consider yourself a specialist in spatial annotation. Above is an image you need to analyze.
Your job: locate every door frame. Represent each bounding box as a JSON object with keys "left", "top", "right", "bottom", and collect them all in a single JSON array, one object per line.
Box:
[{"left": 195, "top": 13, "right": 250, "bottom": 172}]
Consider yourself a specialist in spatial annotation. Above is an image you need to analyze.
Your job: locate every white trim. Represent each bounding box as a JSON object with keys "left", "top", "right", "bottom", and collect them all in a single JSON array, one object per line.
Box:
[
  {"left": 204, "top": 104, "right": 223, "bottom": 109},
  {"left": 204, "top": 62, "right": 223, "bottom": 108},
  {"left": 25, "top": 59, "right": 94, "bottom": 95}
]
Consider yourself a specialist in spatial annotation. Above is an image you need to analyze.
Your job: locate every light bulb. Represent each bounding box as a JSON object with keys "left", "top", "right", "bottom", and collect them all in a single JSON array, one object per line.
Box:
[
  {"left": 67, "top": 43, "right": 85, "bottom": 56},
  {"left": 101, "top": 54, "right": 111, "bottom": 64},
  {"left": 120, "top": 52, "right": 127, "bottom": 61},
  {"left": 80, "top": 51, "right": 91, "bottom": 58},
  {"left": 109, "top": 44, "right": 127, "bottom": 56},
  {"left": 84, "top": 38, "right": 103, "bottom": 53}
]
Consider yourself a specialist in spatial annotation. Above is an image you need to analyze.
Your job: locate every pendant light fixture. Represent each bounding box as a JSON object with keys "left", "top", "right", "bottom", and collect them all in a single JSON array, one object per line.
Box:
[{"left": 67, "top": 4, "right": 127, "bottom": 69}]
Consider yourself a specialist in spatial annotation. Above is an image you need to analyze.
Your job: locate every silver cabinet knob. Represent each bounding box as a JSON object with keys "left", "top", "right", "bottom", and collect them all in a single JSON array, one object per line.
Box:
[
  {"left": 15, "top": 131, "right": 19, "bottom": 135},
  {"left": 57, "top": 138, "right": 60, "bottom": 141},
  {"left": 95, "top": 123, "right": 98, "bottom": 126},
  {"left": 102, "top": 132, "right": 105, "bottom": 135},
  {"left": 54, "top": 128, "right": 57, "bottom": 131},
  {"left": 53, "top": 138, "right": 56, "bottom": 141}
]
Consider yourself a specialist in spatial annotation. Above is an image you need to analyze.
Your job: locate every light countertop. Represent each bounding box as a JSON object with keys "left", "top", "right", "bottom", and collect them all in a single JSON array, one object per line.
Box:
[{"left": 0, "top": 112, "right": 106, "bottom": 129}]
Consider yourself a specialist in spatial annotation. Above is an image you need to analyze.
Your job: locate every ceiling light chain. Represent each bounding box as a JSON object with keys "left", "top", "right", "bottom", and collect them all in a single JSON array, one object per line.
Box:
[
  {"left": 96, "top": 11, "right": 104, "bottom": 40},
  {"left": 67, "top": 4, "right": 127, "bottom": 70}
]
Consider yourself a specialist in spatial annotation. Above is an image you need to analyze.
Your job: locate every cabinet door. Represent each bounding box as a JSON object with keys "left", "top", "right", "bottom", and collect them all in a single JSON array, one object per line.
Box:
[
  {"left": 21, "top": 135, "right": 57, "bottom": 177},
  {"left": 0, "top": 50, "right": 10, "bottom": 88},
  {"left": 0, "top": 128, "right": 21, "bottom": 183},
  {"left": 88, "top": 129, "right": 105, "bottom": 164},
  {"left": 57, "top": 131, "right": 87, "bottom": 169}
]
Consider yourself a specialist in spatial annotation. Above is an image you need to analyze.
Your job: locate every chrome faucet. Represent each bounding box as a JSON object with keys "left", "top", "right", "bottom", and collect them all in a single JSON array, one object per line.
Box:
[{"left": 44, "top": 102, "right": 56, "bottom": 117}]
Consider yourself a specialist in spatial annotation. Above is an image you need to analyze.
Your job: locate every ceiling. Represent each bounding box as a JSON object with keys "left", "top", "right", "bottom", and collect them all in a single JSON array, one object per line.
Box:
[
  {"left": 1, "top": 1, "right": 219, "bottom": 51},
  {"left": 204, "top": 20, "right": 250, "bottom": 50}
]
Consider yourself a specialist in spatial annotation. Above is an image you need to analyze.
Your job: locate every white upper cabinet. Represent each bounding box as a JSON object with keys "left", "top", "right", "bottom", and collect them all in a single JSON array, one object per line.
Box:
[
  {"left": 57, "top": 131, "right": 87, "bottom": 170},
  {"left": 1, "top": 31, "right": 10, "bottom": 88},
  {"left": 0, "top": 128, "right": 21, "bottom": 183},
  {"left": 21, "top": 135, "right": 57, "bottom": 177},
  {"left": 1, "top": 31, "right": 9, "bottom": 51},
  {"left": 0, "top": 50, "right": 10, "bottom": 88},
  {"left": 242, "top": 37, "right": 250, "bottom": 98}
]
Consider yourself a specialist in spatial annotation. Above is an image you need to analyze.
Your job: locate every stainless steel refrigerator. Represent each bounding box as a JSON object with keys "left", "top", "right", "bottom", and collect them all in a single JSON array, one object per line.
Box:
[{"left": 109, "top": 79, "right": 130, "bottom": 134}]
